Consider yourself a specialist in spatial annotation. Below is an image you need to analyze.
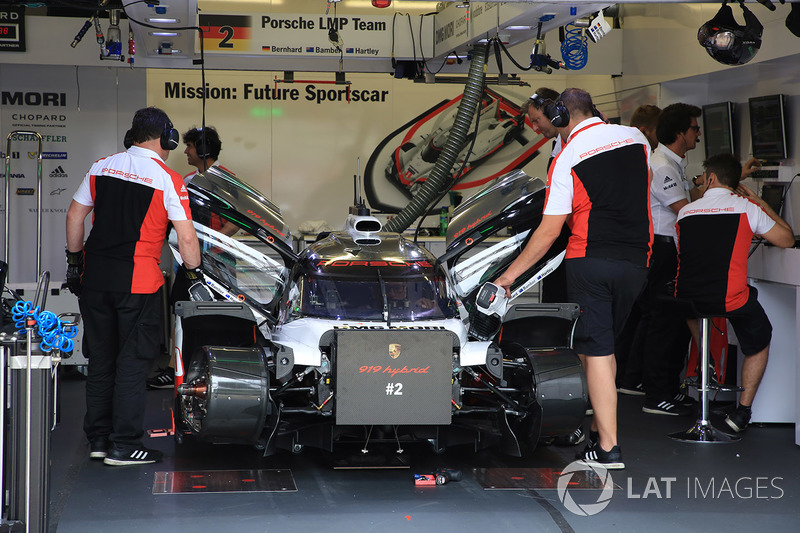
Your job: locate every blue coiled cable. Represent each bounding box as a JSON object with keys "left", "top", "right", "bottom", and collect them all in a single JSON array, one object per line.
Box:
[
  {"left": 561, "top": 24, "right": 588, "bottom": 70},
  {"left": 11, "top": 300, "right": 78, "bottom": 353}
]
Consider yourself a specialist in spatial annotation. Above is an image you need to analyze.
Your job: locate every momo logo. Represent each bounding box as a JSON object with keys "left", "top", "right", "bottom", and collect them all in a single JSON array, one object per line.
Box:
[
  {"left": 557, "top": 461, "right": 615, "bottom": 516},
  {"left": 49, "top": 166, "right": 68, "bottom": 178}
]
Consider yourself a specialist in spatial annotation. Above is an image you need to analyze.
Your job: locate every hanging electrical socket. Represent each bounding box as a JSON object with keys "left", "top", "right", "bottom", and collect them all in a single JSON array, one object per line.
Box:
[{"left": 588, "top": 12, "right": 612, "bottom": 43}]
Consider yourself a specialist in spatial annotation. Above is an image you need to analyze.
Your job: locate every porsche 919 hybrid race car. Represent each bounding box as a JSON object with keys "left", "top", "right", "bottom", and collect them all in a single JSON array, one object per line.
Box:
[{"left": 167, "top": 167, "right": 586, "bottom": 457}]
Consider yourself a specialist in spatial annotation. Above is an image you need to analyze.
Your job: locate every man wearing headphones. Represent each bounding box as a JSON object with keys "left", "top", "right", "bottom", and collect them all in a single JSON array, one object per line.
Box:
[
  {"left": 147, "top": 126, "right": 237, "bottom": 390},
  {"left": 525, "top": 88, "right": 572, "bottom": 305},
  {"left": 65, "top": 107, "right": 204, "bottom": 466},
  {"left": 525, "top": 87, "right": 563, "bottom": 168},
  {"left": 526, "top": 87, "right": 585, "bottom": 447},
  {"left": 495, "top": 89, "right": 653, "bottom": 469},
  {"left": 181, "top": 126, "right": 234, "bottom": 183}
]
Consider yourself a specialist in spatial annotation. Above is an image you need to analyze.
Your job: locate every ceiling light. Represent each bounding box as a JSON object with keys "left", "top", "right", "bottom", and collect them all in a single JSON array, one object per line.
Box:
[
  {"left": 698, "top": 2, "right": 762, "bottom": 65},
  {"left": 146, "top": 17, "right": 179, "bottom": 24}
]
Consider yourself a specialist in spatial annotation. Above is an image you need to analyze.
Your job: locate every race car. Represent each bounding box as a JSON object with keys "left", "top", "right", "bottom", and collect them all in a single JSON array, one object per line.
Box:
[
  {"left": 168, "top": 166, "right": 586, "bottom": 457},
  {"left": 371, "top": 87, "right": 547, "bottom": 211}
]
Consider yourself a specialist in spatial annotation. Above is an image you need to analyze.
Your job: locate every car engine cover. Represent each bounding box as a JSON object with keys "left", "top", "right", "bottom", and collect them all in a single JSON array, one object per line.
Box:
[{"left": 334, "top": 329, "right": 455, "bottom": 425}]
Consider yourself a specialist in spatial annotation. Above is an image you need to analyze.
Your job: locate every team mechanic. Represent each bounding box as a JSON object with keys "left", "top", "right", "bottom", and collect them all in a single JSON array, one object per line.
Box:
[
  {"left": 676, "top": 153, "right": 794, "bottom": 435},
  {"left": 495, "top": 88, "right": 653, "bottom": 470},
  {"left": 147, "top": 125, "right": 239, "bottom": 390},
  {"left": 637, "top": 103, "right": 701, "bottom": 417},
  {"left": 65, "top": 107, "right": 204, "bottom": 466}
]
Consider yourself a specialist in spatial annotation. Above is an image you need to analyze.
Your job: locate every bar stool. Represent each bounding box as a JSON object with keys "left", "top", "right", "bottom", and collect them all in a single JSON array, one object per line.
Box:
[{"left": 668, "top": 307, "right": 742, "bottom": 444}]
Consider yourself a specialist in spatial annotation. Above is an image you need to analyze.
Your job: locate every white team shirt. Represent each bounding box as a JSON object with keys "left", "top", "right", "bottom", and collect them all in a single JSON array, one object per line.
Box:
[
  {"left": 677, "top": 188, "right": 776, "bottom": 236},
  {"left": 650, "top": 144, "right": 690, "bottom": 240},
  {"left": 73, "top": 145, "right": 190, "bottom": 223},
  {"left": 544, "top": 117, "right": 651, "bottom": 216}
]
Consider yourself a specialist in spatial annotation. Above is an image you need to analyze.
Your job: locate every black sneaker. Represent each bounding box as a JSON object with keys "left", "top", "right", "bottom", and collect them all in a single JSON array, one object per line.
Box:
[
  {"left": 103, "top": 445, "right": 163, "bottom": 466},
  {"left": 725, "top": 405, "right": 751, "bottom": 433},
  {"left": 554, "top": 427, "right": 585, "bottom": 447},
  {"left": 577, "top": 444, "right": 625, "bottom": 470},
  {"left": 617, "top": 383, "right": 645, "bottom": 396},
  {"left": 672, "top": 392, "right": 697, "bottom": 408},
  {"left": 587, "top": 430, "right": 599, "bottom": 448},
  {"left": 579, "top": 430, "right": 600, "bottom": 454},
  {"left": 642, "top": 398, "right": 693, "bottom": 416},
  {"left": 683, "top": 364, "right": 720, "bottom": 388},
  {"left": 147, "top": 367, "right": 175, "bottom": 390},
  {"left": 89, "top": 437, "right": 108, "bottom": 460}
]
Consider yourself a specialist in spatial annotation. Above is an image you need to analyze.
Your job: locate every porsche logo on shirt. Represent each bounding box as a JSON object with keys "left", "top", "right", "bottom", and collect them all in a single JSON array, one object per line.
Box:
[{"left": 389, "top": 343, "right": 401, "bottom": 359}]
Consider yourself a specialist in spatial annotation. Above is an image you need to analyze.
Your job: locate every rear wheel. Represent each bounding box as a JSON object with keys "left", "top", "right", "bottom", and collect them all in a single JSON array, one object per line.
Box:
[{"left": 175, "top": 345, "right": 271, "bottom": 446}]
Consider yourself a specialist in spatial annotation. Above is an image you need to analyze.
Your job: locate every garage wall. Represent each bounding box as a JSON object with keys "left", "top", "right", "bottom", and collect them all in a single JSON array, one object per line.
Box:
[
  {"left": 615, "top": 3, "right": 800, "bottom": 231},
  {"left": 147, "top": 69, "right": 618, "bottom": 231},
  {"left": 0, "top": 64, "right": 145, "bottom": 283},
  {"left": 4, "top": 3, "right": 800, "bottom": 277}
]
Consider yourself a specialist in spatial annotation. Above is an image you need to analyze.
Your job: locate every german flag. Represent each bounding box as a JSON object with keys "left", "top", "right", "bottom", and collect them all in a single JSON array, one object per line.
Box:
[{"left": 199, "top": 14, "right": 252, "bottom": 52}]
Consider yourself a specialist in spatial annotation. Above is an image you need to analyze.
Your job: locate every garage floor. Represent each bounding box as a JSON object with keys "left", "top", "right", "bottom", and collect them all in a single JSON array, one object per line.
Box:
[{"left": 45, "top": 370, "right": 799, "bottom": 533}]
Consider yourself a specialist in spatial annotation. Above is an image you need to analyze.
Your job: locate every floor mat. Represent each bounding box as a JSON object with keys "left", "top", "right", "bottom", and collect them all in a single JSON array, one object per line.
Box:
[
  {"left": 474, "top": 467, "right": 622, "bottom": 490},
  {"left": 152, "top": 469, "right": 296, "bottom": 494}
]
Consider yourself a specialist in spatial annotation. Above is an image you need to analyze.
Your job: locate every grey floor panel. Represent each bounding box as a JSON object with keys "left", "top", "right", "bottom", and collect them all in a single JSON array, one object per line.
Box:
[
  {"left": 44, "top": 371, "right": 800, "bottom": 533},
  {"left": 152, "top": 469, "right": 296, "bottom": 494}
]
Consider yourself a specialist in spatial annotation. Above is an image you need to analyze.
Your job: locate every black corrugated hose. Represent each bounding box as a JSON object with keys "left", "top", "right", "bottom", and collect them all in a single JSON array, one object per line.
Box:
[{"left": 384, "top": 43, "right": 490, "bottom": 233}]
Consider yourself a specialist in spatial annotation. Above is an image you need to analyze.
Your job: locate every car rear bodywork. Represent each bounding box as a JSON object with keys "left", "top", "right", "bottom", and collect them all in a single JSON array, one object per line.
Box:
[{"left": 168, "top": 167, "right": 586, "bottom": 456}]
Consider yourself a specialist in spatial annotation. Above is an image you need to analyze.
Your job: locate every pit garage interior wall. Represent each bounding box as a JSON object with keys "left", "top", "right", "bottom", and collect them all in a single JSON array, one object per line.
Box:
[
  {"left": 145, "top": 69, "right": 606, "bottom": 231},
  {"left": 617, "top": 3, "right": 800, "bottom": 233},
  {"left": 2, "top": 3, "right": 800, "bottom": 276},
  {"left": 0, "top": 65, "right": 146, "bottom": 283}
]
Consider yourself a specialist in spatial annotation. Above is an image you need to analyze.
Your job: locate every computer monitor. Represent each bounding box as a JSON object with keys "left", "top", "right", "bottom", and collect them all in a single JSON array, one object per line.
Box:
[
  {"left": 749, "top": 95, "right": 789, "bottom": 162},
  {"left": 702, "top": 101, "right": 735, "bottom": 156},
  {"left": 760, "top": 182, "right": 788, "bottom": 217}
]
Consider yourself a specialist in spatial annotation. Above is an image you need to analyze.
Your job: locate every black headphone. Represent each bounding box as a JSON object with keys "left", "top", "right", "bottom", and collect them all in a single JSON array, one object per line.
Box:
[
  {"left": 160, "top": 121, "right": 179, "bottom": 151},
  {"left": 195, "top": 129, "right": 211, "bottom": 158},
  {"left": 123, "top": 129, "right": 133, "bottom": 149},
  {"left": 544, "top": 99, "right": 570, "bottom": 128},
  {"left": 530, "top": 93, "right": 570, "bottom": 128}
]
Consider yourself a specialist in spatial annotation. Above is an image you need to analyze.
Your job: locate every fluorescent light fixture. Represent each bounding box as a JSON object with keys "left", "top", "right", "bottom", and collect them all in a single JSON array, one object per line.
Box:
[
  {"left": 146, "top": 17, "right": 179, "bottom": 24},
  {"left": 150, "top": 32, "right": 180, "bottom": 37},
  {"left": 504, "top": 26, "right": 534, "bottom": 31}
]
